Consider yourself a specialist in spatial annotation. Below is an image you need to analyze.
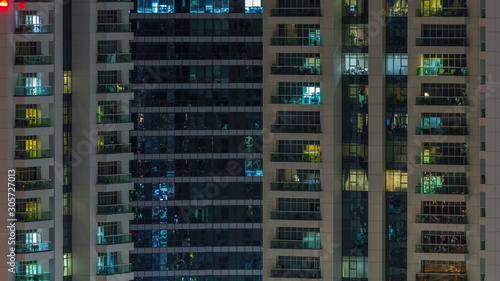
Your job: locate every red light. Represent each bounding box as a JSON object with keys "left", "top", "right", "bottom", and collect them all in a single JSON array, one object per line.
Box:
[
  {"left": 0, "top": 0, "right": 8, "bottom": 7},
  {"left": 19, "top": 2, "right": 25, "bottom": 8}
]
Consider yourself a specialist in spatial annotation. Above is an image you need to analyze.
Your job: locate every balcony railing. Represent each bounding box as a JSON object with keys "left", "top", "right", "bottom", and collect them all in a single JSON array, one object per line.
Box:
[
  {"left": 415, "top": 155, "right": 467, "bottom": 165},
  {"left": 270, "top": 269, "right": 321, "bottom": 279},
  {"left": 15, "top": 273, "right": 51, "bottom": 281},
  {"left": 416, "top": 67, "right": 468, "bottom": 76},
  {"left": 97, "top": 144, "right": 131, "bottom": 154},
  {"left": 270, "top": 37, "right": 321, "bottom": 46},
  {"left": 271, "top": 211, "right": 321, "bottom": 220},
  {"left": 416, "top": 8, "right": 468, "bottom": 17},
  {"left": 271, "top": 153, "right": 321, "bottom": 162},
  {"left": 15, "top": 55, "right": 51, "bottom": 65},
  {"left": 15, "top": 118, "right": 52, "bottom": 128},
  {"left": 14, "top": 86, "right": 52, "bottom": 96},
  {"left": 15, "top": 241, "right": 51, "bottom": 253},
  {"left": 15, "top": 24, "right": 51, "bottom": 34},
  {"left": 416, "top": 126, "right": 468, "bottom": 135},
  {"left": 97, "top": 173, "right": 132, "bottom": 184},
  {"left": 271, "top": 240, "right": 321, "bottom": 249},
  {"left": 416, "top": 38, "right": 468, "bottom": 46},
  {"left": 416, "top": 96, "right": 468, "bottom": 106},
  {"left": 97, "top": 203, "right": 132, "bottom": 214},
  {"left": 96, "top": 0, "right": 131, "bottom": 2},
  {"left": 97, "top": 84, "right": 132, "bottom": 93},
  {"left": 97, "top": 23, "right": 132, "bottom": 32},
  {"left": 97, "top": 53, "right": 132, "bottom": 63},
  {"left": 16, "top": 211, "right": 52, "bottom": 221},
  {"left": 270, "top": 8, "right": 321, "bottom": 17},
  {"left": 271, "top": 66, "right": 321, "bottom": 75},
  {"left": 416, "top": 273, "right": 467, "bottom": 281},
  {"left": 270, "top": 95, "right": 321, "bottom": 105},
  {"left": 16, "top": 179, "right": 52, "bottom": 191},
  {"left": 271, "top": 124, "right": 321, "bottom": 133},
  {"left": 416, "top": 243, "right": 468, "bottom": 254},
  {"left": 97, "top": 264, "right": 132, "bottom": 275},
  {"left": 416, "top": 185, "right": 468, "bottom": 195},
  {"left": 97, "top": 233, "right": 132, "bottom": 245},
  {"left": 97, "top": 114, "right": 131, "bottom": 124},
  {"left": 270, "top": 182, "right": 321, "bottom": 191},
  {"left": 15, "top": 149, "right": 52, "bottom": 159},
  {"left": 416, "top": 214, "right": 468, "bottom": 224}
]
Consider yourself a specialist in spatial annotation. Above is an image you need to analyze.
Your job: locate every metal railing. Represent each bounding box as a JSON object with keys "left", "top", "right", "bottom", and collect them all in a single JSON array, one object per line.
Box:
[
  {"left": 97, "top": 173, "right": 132, "bottom": 184},
  {"left": 97, "top": 203, "right": 132, "bottom": 214},
  {"left": 15, "top": 118, "right": 52, "bottom": 128},
  {"left": 97, "top": 233, "right": 132, "bottom": 245},
  {"left": 15, "top": 149, "right": 52, "bottom": 159},
  {"left": 16, "top": 211, "right": 52, "bottom": 221},
  {"left": 97, "top": 23, "right": 132, "bottom": 32},
  {"left": 270, "top": 240, "right": 321, "bottom": 249},
  {"left": 97, "top": 84, "right": 132, "bottom": 93},
  {"left": 270, "top": 182, "right": 321, "bottom": 191},
  {"left": 415, "top": 214, "right": 468, "bottom": 224},
  {"left": 15, "top": 179, "right": 52, "bottom": 191},
  {"left": 15, "top": 24, "right": 51, "bottom": 34},
  {"left": 97, "top": 144, "right": 131, "bottom": 154},
  {"left": 270, "top": 211, "right": 321, "bottom": 220},
  {"left": 96, "top": 264, "right": 132, "bottom": 275},
  {"left": 15, "top": 241, "right": 51, "bottom": 253},
  {"left": 15, "top": 55, "right": 51, "bottom": 65}
]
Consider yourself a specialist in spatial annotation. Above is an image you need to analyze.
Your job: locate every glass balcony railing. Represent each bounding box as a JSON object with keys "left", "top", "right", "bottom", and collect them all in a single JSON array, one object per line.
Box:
[
  {"left": 270, "top": 269, "right": 321, "bottom": 279},
  {"left": 15, "top": 241, "right": 51, "bottom": 253},
  {"left": 415, "top": 155, "right": 467, "bottom": 165},
  {"left": 416, "top": 273, "right": 467, "bottom": 281},
  {"left": 97, "top": 144, "right": 131, "bottom": 154},
  {"left": 15, "top": 55, "right": 51, "bottom": 65},
  {"left": 416, "top": 38, "right": 468, "bottom": 46},
  {"left": 16, "top": 211, "right": 52, "bottom": 221},
  {"left": 270, "top": 8, "right": 321, "bottom": 17},
  {"left": 271, "top": 240, "right": 321, "bottom": 249},
  {"left": 270, "top": 182, "right": 321, "bottom": 191},
  {"left": 15, "top": 118, "right": 52, "bottom": 128},
  {"left": 97, "top": 84, "right": 132, "bottom": 93},
  {"left": 15, "top": 149, "right": 52, "bottom": 159},
  {"left": 271, "top": 153, "right": 321, "bottom": 162},
  {"left": 415, "top": 126, "right": 468, "bottom": 135},
  {"left": 97, "top": 203, "right": 132, "bottom": 214},
  {"left": 96, "top": 114, "right": 131, "bottom": 124},
  {"left": 270, "top": 211, "right": 321, "bottom": 220},
  {"left": 270, "top": 37, "right": 321, "bottom": 46},
  {"left": 97, "top": 23, "right": 132, "bottom": 32},
  {"left": 271, "top": 66, "right": 321, "bottom": 75},
  {"left": 15, "top": 24, "right": 51, "bottom": 34},
  {"left": 16, "top": 179, "right": 52, "bottom": 191},
  {"left": 416, "top": 67, "right": 468, "bottom": 76},
  {"left": 97, "top": 264, "right": 132, "bottom": 275},
  {"left": 97, "top": 233, "right": 132, "bottom": 245},
  {"left": 271, "top": 124, "right": 321, "bottom": 133},
  {"left": 416, "top": 185, "right": 468, "bottom": 195},
  {"left": 96, "top": 0, "right": 131, "bottom": 2},
  {"left": 416, "top": 243, "right": 468, "bottom": 254},
  {"left": 416, "top": 96, "right": 468, "bottom": 106},
  {"left": 270, "top": 95, "right": 321, "bottom": 104},
  {"left": 15, "top": 273, "right": 51, "bottom": 281},
  {"left": 415, "top": 214, "right": 468, "bottom": 224},
  {"left": 97, "top": 173, "right": 132, "bottom": 184},
  {"left": 97, "top": 53, "right": 132, "bottom": 63},
  {"left": 14, "top": 86, "right": 52, "bottom": 96},
  {"left": 416, "top": 8, "right": 468, "bottom": 17}
]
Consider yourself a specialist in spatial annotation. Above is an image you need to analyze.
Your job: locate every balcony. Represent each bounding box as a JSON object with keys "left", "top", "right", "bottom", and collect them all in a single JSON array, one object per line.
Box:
[
  {"left": 270, "top": 95, "right": 321, "bottom": 105},
  {"left": 96, "top": 0, "right": 132, "bottom": 1},
  {"left": 271, "top": 66, "right": 321, "bottom": 75},
  {"left": 416, "top": 273, "right": 467, "bottom": 281},
  {"left": 416, "top": 96, "right": 468, "bottom": 106},
  {"left": 97, "top": 173, "right": 131, "bottom": 184},
  {"left": 15, "top": 55, "right": 51, "bottom": 65},
  {"left": 416, "top": 243, "right": 468, "bottom": 254},
  {"left": 416, "top": 126, "right": 468, "bottom": 135},
  {"left": 97, "top": 23, "right": 132, "bottom": 33},
  {"left": 97, "top": 203, "right": 132, "bottom": 214},
  {"left": 16, "top": 211, "right": 52, "bottom": 221},
  {"left": 270, "top": 8, "right": 321, "bottom": 17},
  {"left": 16, "top": 179, "right": 52, "bottom": 191},
  {"left": 270, "top": 37, "right": 321, "bottom": 46},
  {"left": 15, "top": 273, "right": 51, "bottom": 281},
  {"left": 97, "top": 233, "right": 132, "bottom": 245},
  {"left": 15, "top": 118, "right": 52, "bottom": 128},
  {"left": 97, "top": 114, "right": 131, "bottom": 124},
  {"left": 415, "top": 155, "right": 467, "bottom": 165},
  {"left": 14, "top": 86, "right": 52, "bottom": 97},
  {"left": 97, "top": 84, "right": 132, "bottom": 93},
  {"left": 15, "top": 241, "right": 51, "bottom": 253},
  {"left": 416, "top": 214, "right": 468, "bottom": 224},
  {"left": 15, "top": 149, "right": 52, "bottom": 159},
  {"left": 97, "top": 263, "right": 132, "bottom": 275},
  {"left": 416, "top": 185, "right": 468, "bottom": 195},
  {"left": 416, "top": 8, "right": 468, "bottom": 17},
  {"left": 270, "top": 269, "right": 321, "bottom": 278},
  {"left": 271, "top": 153, "right": 321, "bottom": 162},
  {"left": 15, "top": 24, "right": 51, "bottom": 34},
  {"left": 271, "top": 124, "right": 321, "bottom": 133},
  {"left": 97, "top": 53, "right": 132, "bottom": 63},
  {"left": 270, "top": 182, "right": 321, "bottom": 191},
  {"left": 416, "top": 67, "right": 468, "bottom": 76},
  {"left": 416, "top": 38, "right": 468, "bottom": 46},
  {"left": 270, "top": 211, "right": 321, "bottom": 220},
  {"left": 270, "top": 240, "right": 321, "bottom": 249},
  {"left": 97, "top": 144, "right": 131, "bottom": 154}
]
